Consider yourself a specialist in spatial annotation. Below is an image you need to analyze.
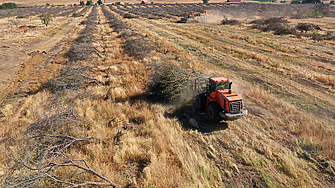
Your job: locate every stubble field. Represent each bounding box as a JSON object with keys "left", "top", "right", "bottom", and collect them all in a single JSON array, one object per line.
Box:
[{"left": 0, "top": 3, "right": 335, "bottom": 187}]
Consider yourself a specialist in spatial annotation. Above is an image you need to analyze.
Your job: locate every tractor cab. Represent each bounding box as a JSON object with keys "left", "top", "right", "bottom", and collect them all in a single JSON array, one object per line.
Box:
[
  {"left": 208, "top": 77, "right": 232, "bottom": 93},
  {"left": 196, "top": 76, "right": 247, "bottom": 122}
]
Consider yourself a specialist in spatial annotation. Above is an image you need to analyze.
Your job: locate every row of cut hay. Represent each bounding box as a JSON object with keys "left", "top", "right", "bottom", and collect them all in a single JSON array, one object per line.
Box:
[{"left": 0, "top": 6, "right": 122, "bottom": 188}]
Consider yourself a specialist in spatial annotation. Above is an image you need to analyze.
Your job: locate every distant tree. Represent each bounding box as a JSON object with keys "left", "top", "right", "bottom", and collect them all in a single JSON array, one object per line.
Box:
[
  {"left": 40, "top": 12, "right": 52, "bottom": 27},
  {"left": 80, "top": 1, "right": 85, "bottom": 5},
  {"left": 291, "top": 0, "right": 301, "bottom": 3},
  {"left": 330, "top": 0, "right": 335, "bottom": 4},
  {"left": 302, "top": 0, "right": 321, "bottom": 3},
  {"left": 203, "top": 0, "right": 209, "bottom": 3},
  {"left": 86, "top": 0, "right": 93, "bottom": 5},
  {"left": 46, "top": 3, "right": 50, "bottom": 5},
  {"left": 97, "top": 0, "right": 103, "bottom": 4},
  {"left": 0, "top": 2, "right": 18, "bottom": 9}
]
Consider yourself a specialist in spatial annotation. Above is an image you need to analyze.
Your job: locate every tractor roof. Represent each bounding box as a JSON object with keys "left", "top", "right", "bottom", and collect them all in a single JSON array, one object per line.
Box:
[{"left": 210, "top": 76, "right": 229, "bottom": 83}]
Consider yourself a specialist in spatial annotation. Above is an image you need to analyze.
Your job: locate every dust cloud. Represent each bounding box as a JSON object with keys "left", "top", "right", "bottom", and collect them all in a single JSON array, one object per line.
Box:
[
  {"left": 198, "top": 10, "right": 225, "bottom": 24},
  {"left": 230, "top": 79, "right": 245, "bottom": 98}
]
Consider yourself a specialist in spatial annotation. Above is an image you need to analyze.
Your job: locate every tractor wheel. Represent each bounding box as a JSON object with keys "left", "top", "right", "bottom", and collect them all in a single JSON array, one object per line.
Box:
[
  {"left": 208, "top": 103, "right": 222, "bottom": 123},
  {"left": 196, "top": 94, "right": 206, "bottom": 111}
]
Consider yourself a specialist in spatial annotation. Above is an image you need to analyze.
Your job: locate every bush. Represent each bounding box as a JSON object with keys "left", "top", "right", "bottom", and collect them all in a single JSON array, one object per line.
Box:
[
  {"left": 123, "top": 13, "right": 137, "bottom": 19},
  {"left": 86, "top": 0, "right": 93, "bottom": 5},
  {"left": 302, "top": 0, "right": 321, "bottom": 3},
  {"left": 330, "top": 0, "right": 335, "bottom": 4},
  {"left": 80, "top": 1, "right": 85, "bottom": 5},
  {"left": 0, "top": 3, "right": 18, "bottom": 9},
  {"left": 221, "top": 18, "right": 241, "bottom": 25},
  {"left": 251, "top": 17, "right": 294, "bottom": 35},
  {"left": 296, "top": 23, "right": 314, "bottom": 32},
  {"left": 291, "top": 0, "right": 301, "bottom": 4},
  {"left": 122, "top": 36, "right": 154, "bottom": 60},
  {"left": 40, "top": 12, "right": 52, "bottom": 27},
  {"left": 263, "top": 23, "right": 296, "bottom": 35},
  {"left": 150, "top": 64, "right": 190, "bottom": 102},
  {"left": 304, "top": 11, "right": 323, "bottom": 18},
  {"left": 72, "top": 13, "right": 82, "bottom": 17},
  {"left": 251, "top": 17, "right": 288, "bottom": 27}
]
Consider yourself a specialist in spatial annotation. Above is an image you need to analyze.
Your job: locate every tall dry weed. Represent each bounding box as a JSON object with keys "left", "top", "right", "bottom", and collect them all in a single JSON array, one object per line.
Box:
[{"left": 313, "top": 73, "right": 335, "bottom": 87}]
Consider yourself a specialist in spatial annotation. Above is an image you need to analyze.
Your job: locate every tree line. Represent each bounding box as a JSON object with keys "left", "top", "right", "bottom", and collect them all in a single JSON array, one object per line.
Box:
[{"left": 0, "top": 3, "right": 18, "bottom": 10}]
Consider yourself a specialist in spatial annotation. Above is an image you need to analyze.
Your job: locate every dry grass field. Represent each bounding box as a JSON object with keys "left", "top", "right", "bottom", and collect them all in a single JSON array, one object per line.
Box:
[
  {"left": 0, "top": 2, "right": 335, "bottom": 188},
  {"left": 0, "top": 0, "right": 228, "bottom": 6}
]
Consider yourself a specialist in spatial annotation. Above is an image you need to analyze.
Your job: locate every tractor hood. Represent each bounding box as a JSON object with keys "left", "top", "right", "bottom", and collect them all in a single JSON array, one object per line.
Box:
[{"left": 219, "top": 90, "right": 243, "bottom": 102}]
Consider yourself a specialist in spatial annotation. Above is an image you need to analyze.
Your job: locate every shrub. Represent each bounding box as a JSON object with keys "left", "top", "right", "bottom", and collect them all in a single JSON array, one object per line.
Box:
[
  {"left": 72, "top": 13, "right": 82, "bottom": 17},
  {"left": 263, "top": 23, "right": 296, "bottom": 35},
  {"left": 150, "top": 64, "right": 190, "bottom": 102},
  {"left": 302, "top": 0, "right": 321, "bottom": 3},
  {"left": 221, "top": 18, "right": 241, "bottom": 25},
  {"left": 40, "top": 12, "right": 52, "bottom": 27},
  {"left": 122, "top": 35, "right": 154, "bottom": 60},
  {"left": 123, "top": 13, "right": 137, "bottom": 19},
  {"left": 86, "top": 0, "right": 93, "bottom": 5},
  {"left": 97, "top": 0, "right": 103, "bottom": 5},
  {"left": 304, "top": 11, "right": 323, "bottom": 18},
  {"left": 203, "top": 0, "right": 209, "bottom": 3},
  {"left": 251, "top": 17, "right": 294, "bottom": 35},
  {"left": 296, "top": 23, "right": 314, "bottom": 32},
  {"left": 177, "top": 18, "right": 188, "bottom": 23},
  {"left": 0, "top": 3, "right": 18, "bottom": 9},
  {"left": 250, "top": 17, "right": 288, "bottom": 26},
  {"left": 80, "top": 1, "right": 85, "bottom": 5},
  {"left": 291, "top": 0, "right": 301, "bottom": 4},
  {"left": 330, "top": 0, "right": 335, "bottom": 4}
]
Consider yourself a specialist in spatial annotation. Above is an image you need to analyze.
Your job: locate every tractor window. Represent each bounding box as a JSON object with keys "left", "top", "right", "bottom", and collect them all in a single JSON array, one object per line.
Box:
[
  {"left": 216, "top": 82, "right": 230, "bottom": 91},
  {"left": 210, "top": 81, "right": 216, "bottom": 92}
]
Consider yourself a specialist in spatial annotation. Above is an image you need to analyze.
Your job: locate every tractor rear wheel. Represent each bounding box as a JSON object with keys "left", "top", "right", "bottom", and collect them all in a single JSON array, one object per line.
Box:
[
  {"left": 208, "top": 103, "right": 222, "bottom": 123},
  {"left": 196, "top": 94, "right": 206, "bottom": 111}
]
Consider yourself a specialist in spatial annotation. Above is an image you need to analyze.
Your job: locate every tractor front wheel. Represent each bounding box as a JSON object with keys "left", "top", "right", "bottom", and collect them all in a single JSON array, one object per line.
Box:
[
  {"left": 196, "top": 94, "right": 206, "bottom": 111},
  {"left": 208, "top": 103, "right": 222, "bottom": 123}
]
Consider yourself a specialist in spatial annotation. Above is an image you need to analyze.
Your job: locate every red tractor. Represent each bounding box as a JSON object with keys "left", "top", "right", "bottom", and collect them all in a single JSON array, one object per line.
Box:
[{"left": 195, "top": 76, "right": 247, "bottom": 122}]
